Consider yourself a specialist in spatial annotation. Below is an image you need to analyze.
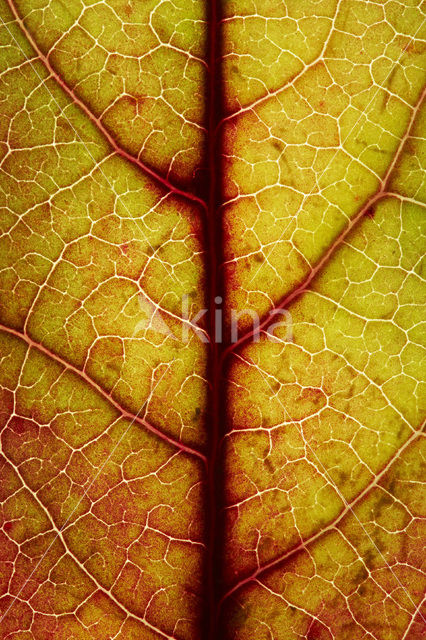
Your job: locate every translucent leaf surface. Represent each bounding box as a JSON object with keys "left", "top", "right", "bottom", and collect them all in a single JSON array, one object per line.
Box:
[{"left": 0, "top": 1, "right": 425, "bottom": 639}]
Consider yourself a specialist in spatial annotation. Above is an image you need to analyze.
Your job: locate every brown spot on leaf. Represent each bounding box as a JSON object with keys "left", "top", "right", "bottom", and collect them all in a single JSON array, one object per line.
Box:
[{"left": 307, "top": 619, "right": 333, "bottom": 640}]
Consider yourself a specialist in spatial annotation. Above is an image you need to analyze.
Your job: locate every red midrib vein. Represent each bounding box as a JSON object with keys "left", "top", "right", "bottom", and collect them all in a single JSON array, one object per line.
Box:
[
  {"left": 205, "top": 0, "right": 223, "bottom": 638},
  {"left": 5, "top": 0, "right": 206, "bottom": 210}
]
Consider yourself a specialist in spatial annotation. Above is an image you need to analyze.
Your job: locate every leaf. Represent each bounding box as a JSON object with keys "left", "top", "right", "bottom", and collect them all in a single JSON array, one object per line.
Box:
[{"left": 0, "top": 1, "right": 425, "bottom": 639}]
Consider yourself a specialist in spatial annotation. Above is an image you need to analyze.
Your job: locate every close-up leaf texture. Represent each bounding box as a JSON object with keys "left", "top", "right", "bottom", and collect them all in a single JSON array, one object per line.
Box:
[{"left": 0, "top": 0, "right": 425, "bottom": 639}]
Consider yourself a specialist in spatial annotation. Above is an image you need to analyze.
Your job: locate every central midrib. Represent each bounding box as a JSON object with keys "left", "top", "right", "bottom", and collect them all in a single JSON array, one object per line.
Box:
[{"left": 205, "top": 0, "right": 224, "bottom": 637}]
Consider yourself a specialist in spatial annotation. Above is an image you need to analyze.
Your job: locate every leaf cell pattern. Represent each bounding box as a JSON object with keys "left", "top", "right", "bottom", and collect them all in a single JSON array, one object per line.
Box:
[{"left": 0, "top": 1, "right": 425, "bottom": 639}]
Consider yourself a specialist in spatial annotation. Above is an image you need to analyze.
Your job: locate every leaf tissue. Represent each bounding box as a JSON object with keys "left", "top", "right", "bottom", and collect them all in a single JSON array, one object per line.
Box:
[{"left": 0, "top": 1, "right": 425, "bottom": 638}]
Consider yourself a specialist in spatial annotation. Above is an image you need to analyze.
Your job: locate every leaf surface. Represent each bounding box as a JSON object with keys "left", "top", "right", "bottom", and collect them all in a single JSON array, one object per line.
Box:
[{"left": 0, "top": 1, "right": 425, "bottom": 639}]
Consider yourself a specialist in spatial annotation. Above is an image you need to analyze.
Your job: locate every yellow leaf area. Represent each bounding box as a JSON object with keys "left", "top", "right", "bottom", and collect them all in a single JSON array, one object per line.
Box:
[
  {"left": 0, "top": 0, "right": 425, "bottom": 639},
  {"left": 10, "top": 0, "right": 207, "bottom": 185},
  {"left": 0, "top": 0, "right": 207, "bottom": 639},
  {"left": 221, "top": 0, "right": 426, "bottom": 639}
]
